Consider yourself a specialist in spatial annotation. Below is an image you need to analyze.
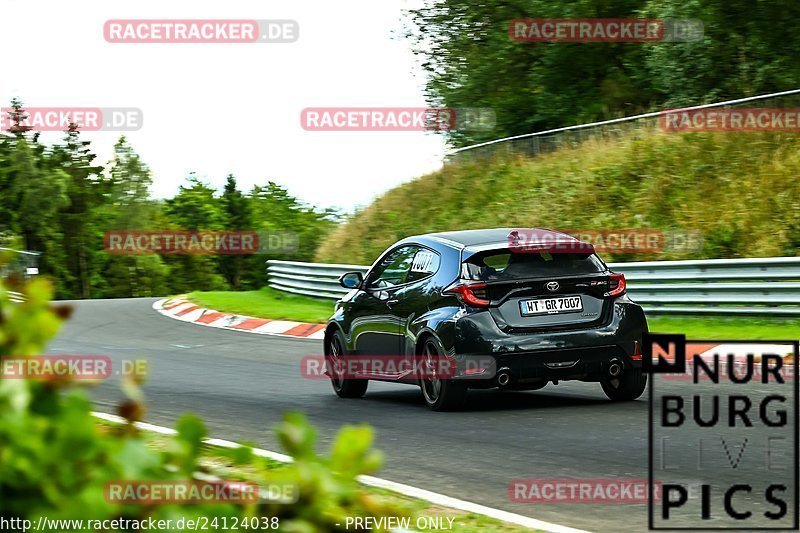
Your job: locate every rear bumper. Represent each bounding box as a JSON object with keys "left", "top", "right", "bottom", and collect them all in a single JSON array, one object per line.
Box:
[
  {"left": 451, "top": 298, "right": 646, "bottom": 385},
  {"left": 487, "top": 345, "right": 631, "bottom": 386}
]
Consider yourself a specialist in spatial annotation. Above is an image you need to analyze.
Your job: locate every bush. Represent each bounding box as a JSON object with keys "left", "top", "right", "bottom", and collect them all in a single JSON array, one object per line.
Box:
[{"left": 0, "top": 269, "right": 406, "bottom": 531}]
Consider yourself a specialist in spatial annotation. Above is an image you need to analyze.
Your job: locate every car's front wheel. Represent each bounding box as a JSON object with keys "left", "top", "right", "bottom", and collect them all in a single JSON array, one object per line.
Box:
[
  {"left": 601, "top": 368, "right": 647, "bottom": 401},
  {"left": 325, "top": 329, "right": 368, "bottom": 398},
  {"left": 419, "top": 337, "right": 467, "bottom": 411}
]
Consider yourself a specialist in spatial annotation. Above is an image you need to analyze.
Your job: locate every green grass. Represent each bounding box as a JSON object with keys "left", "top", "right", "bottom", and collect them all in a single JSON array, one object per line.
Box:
[
  {"left": 648, "top": 316, "right": 800, "bottom": 341},
  {"left": 186, "top": 286, "right": 334, "bottom": 324}
]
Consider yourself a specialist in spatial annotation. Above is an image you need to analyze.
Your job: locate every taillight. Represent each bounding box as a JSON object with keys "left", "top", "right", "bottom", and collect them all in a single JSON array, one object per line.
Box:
[
  {"left": 606, "top": 273, "right": 626, "bottom": 298},
  {"left": 443, "top": 281, "right": 490, "bottom": 307}
]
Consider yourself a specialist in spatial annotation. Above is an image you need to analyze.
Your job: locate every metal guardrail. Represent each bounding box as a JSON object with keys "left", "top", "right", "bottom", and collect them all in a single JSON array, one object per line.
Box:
[
  {"left": 7, "top": 291, "right": 24, "bottom": 303},
  {"left": 267, "top": 257, "right": 800, "bottom": 316},
  {"left": 1, "top": 247, "right": 40, "bottom": 304},
  {"left": 0, "top": 247, "right": 40, "bottom": 281},
  {"left": 268, "top": 261, "right": 370, "bottom": 300}
]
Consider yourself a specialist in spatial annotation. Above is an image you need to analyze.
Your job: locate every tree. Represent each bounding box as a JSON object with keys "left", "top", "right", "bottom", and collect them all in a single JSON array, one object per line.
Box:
[
  {"left": 640, "top": 0, "right": 800, "bottom": 106},
  {"left": 406, "top": 0, "right": 654, "bottom": 146},
  {"left": 0, "top": 100, "right": 30, "bottom": 231},
  {"left": 219, "top": 174, "right": 253, "bottom": 289},
  {"left": 1, "top": 99, "right": 340, "bottom": 297},
  {"left": 51, "top": 124, "right": 106, "bottom": 298},
  {"left": 165, "top": 174, "right": 224, "bottom": 230},
  {"left": 0, "top": 101, "right": 70, "bottom": 296},
  {"left": 106, "top": 136, "right": 155, "bottom": 226},
  {"left": 250, "top": 182, "right": 337, "bottom": 256},
  {"left": 94, "top": 137, "right": 169, "bottom": 298},
  {"left": 162, "top": 175, "right": 227, "bottom": 292},
  {"left": 405, "top": 0, "right": 800, "bottom": 147}
]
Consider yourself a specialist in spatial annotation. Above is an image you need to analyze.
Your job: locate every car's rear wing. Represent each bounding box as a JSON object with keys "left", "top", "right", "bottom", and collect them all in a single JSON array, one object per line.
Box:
[{"left": 461, "top": 230, "right": 596, "bottom": 263}]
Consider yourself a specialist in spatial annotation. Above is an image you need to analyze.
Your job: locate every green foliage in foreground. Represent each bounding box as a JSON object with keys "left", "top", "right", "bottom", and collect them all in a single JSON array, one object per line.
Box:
[
  {"left": 187, "top": 287, "right": 335, "bottom": 324},
  {"left": 112, "top": 428, "right": 537, "bottom": 533},
  {"left": 317, "top": 130, "right": 800, "bottom": 264},
  {"left": 0, "top": 271, "right": 406, "bottom": 531}
]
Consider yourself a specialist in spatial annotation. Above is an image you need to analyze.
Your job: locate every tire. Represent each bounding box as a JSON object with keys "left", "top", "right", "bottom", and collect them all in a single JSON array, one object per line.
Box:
[
  {"left": 418, "top": 337, "right": 467, "bottom": 411},
  {"left": 601, "top": 368, "right": 647, "bottom": 401},
  {"left": 325, "top": 329, "right": 368, "bottom": 399}
]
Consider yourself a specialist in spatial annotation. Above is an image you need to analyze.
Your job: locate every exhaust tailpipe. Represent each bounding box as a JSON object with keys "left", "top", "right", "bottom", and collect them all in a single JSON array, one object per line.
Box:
[
  {"left": 608, "top": 358, "right": 623, "bottom": 378},
  {"left": 497, "top": 368, "right": 511, "bottom": 387}
]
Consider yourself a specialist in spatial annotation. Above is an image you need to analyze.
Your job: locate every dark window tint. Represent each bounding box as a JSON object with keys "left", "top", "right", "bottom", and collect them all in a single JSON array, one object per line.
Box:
[
  {"left": 463, "top": 251, "right": 604, "bottom": 281},
  {"left": 367, "top": 246, "right": 419, "bottom": 289},
  {"left": 407, "top": 248, "right": 441, "bottom": 283}
]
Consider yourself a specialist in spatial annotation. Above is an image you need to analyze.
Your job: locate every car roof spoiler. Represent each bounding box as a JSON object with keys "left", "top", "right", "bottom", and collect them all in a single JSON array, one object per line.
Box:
[{"left": 461, "top": 230, "right": 596, "bottom": 261}]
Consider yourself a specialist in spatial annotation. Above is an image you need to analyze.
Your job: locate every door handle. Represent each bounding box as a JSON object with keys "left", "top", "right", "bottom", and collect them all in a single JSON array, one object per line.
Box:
[{"left": 386, "top": 299, "right": 400, "bottom": 307}]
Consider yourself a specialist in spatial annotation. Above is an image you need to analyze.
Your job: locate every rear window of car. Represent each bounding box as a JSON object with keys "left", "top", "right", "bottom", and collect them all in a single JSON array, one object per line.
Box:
[
  {"left": 407, "top": 248, "right": 441, "bottom": 283},
  {"left": 462, "top": 251, "right": 605, "bottom": 281}
]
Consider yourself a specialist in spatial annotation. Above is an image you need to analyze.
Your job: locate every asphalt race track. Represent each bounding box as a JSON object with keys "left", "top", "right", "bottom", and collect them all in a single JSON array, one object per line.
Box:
[{"left": 49, "top": 298, "right": 795, "bottom": 532}]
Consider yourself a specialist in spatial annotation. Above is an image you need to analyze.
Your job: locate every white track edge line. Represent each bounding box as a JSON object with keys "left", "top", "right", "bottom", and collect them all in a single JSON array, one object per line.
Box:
[
  {"left": 91, "top": 412, "right": 589, "bottom": 533},
  {"left": 357, "top": 475, "right": 589, "bottom": 533}
]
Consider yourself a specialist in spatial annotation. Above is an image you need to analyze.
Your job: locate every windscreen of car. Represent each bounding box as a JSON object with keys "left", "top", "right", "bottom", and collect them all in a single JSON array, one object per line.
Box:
[{"left": 462, "top": 251, "right": 605, "bottom": 281}]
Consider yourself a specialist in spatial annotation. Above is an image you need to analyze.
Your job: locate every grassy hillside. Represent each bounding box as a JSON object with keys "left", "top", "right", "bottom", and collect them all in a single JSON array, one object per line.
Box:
[{"left": 316, "top": 129, "right": 800, "bottom": 264}]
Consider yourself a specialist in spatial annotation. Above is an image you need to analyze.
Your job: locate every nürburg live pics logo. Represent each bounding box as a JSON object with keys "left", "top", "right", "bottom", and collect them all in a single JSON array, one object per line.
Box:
[{"left": 644, "top": 334, "right": 798, "bottom": 530}]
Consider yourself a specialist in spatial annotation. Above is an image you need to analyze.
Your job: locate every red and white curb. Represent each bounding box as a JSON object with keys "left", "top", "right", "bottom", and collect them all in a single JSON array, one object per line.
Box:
[
  {"left": 92, "top": 411, "right": 589, "bottom": 533},
  {"left": 154, "top": 296, "right": 326, "bottom": 340}
]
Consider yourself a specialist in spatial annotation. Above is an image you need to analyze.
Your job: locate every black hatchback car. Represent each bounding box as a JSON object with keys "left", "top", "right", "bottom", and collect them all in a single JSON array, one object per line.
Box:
[{"left": 324, "top": 228, "right": 648, "bottom": 410}]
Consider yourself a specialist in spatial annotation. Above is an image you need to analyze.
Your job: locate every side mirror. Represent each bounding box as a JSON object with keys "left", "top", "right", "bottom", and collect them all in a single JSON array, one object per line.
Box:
[{"left": 339, "top": 271, "right": 364, "bottom": 289}]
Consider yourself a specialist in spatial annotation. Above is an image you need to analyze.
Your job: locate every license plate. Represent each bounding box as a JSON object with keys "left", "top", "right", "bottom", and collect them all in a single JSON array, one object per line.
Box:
[{"left": 519, "top": 295, "right": 583, "bottom": 316}]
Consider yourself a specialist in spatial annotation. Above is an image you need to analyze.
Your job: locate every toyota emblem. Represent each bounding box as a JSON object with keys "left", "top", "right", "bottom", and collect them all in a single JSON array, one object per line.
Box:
[{"left": 546, "top": 281, "right": 560, "bottom": 292}]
